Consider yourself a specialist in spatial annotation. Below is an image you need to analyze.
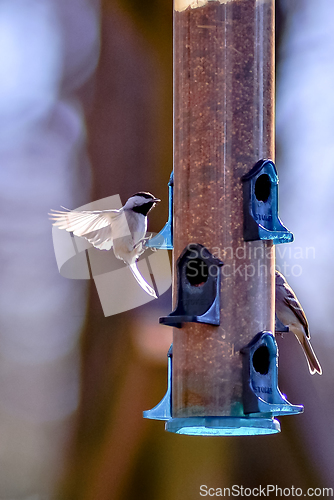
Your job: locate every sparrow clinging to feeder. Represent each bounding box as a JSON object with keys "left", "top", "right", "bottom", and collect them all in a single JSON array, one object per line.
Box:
[{"left": 275, "top": 270, "right": 322, "bottom": 375}]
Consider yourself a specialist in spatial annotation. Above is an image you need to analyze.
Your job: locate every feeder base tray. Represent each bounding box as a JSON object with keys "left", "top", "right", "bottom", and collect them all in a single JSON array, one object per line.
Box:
[{"left": 165, "top": 416, "right": 280, "bottom": 436}]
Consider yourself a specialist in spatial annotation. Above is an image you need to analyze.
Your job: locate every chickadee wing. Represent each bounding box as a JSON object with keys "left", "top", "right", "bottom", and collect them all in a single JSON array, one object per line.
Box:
[
  {"left": 49, "top": 207, "right": 122, "bottom": 250},
  {"left": 81, "top": 225, "right": 113, "bottom": 250},
  {"left": 282, "top": 282, "right": 310, "bottom": 338},
  {"left": 49, "top": 207, "right": 115, "bottom": 234}
]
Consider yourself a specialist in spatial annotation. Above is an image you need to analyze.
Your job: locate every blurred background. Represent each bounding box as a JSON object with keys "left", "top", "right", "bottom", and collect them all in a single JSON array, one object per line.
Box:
[{"left": 0, "top": 0, "right": 333, "bottom": 498}]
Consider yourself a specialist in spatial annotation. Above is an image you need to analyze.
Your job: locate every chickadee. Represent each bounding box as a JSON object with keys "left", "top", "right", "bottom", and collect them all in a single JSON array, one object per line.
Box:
[
  {"left": 50, "top": 192, "right": 160, "bottom": 298},
  {"left": 275, "top": 270, "right": 322, "bottom": 375}
]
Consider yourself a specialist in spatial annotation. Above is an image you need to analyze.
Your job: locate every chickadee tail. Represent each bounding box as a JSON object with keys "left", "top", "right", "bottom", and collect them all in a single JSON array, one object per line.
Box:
[
  {"left": 129, "top": 262, "right": 158, "bottom": 299},
  {"left": 301, "top": 336, "right": 322, "bottom": 375}
]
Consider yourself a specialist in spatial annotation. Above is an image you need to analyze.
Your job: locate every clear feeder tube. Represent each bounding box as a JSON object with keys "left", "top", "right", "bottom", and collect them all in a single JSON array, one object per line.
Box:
[{"left": 171, "top": 0, "right": 276, "bottom": 433}]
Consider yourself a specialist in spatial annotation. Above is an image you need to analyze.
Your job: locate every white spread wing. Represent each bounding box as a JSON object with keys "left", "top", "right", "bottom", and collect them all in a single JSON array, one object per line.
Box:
[
  {"left": 49, "top": 207, "right": 122, "bottom": 250},
  {"left": 82, "top": 225, "right": 114, "bottom": 250}
]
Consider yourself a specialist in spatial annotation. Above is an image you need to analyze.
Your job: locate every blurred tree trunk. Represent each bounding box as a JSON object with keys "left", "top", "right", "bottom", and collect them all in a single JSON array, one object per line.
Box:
[{"left": 59, "top": 2, "right": 173, "bottom": 499}]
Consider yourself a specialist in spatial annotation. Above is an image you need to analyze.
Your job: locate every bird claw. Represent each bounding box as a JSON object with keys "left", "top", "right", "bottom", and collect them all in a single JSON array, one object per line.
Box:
[{"left": 133, "top": 239, "right": 147, "bottom": 256}]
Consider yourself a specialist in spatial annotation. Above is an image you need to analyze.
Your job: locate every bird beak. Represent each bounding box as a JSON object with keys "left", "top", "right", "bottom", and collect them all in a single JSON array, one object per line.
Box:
[{"left": 153, "top": 198, "right": 161, "bottom": 203}]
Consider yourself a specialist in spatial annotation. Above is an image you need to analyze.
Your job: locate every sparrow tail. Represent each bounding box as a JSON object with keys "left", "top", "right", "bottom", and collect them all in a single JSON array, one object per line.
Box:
[
  {"left": 301, "top": 336, "right": 322, "bottom": 375},
  {"left": 129, "top": 262, "right": 158, "bottom": 299}
]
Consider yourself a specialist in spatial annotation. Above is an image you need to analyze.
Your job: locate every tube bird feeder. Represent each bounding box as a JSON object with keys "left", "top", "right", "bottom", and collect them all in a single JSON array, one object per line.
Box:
[{"left": 144, "top": 0, "right": 303, "bottom": 435}]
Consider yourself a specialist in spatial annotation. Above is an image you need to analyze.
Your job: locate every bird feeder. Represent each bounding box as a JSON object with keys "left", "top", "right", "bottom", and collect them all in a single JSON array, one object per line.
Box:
[{"left": 144, "top": 0, "right": 303, "bottom": 435}]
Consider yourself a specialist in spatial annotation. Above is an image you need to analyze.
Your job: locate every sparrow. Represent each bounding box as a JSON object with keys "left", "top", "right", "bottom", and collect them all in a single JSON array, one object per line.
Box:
[
  {"left": 275, "top": 270, "right": 322, "bottom": 375},
  {"left": 50, "top": 192, "right": 160, "bottom": 298}
]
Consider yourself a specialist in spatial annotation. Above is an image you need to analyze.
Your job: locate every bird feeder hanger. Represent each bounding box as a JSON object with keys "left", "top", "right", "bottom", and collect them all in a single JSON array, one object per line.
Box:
[{"left": 144, "top": 0, "right": 303, "bottom": 435}]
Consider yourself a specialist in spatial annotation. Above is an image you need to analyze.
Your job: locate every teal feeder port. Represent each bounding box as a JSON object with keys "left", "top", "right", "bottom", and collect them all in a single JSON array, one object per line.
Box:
[
  {"left": 240, "top": 332, "right": 303, "bottom": 416},
  {"left": 159, "top": 243, "right": 223, "bottom": 328},
  {"left": 145, "top": 172, "right": 173, "bottom": 250},
  {"left": 143, "top": 343, "right": 295, "bottom": 436},
  {"left": 143, "top": 345, "right": 172, "bottom": 421},
  {"left": 242, "top": 159, "right": 294, "bottom": 244}
]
